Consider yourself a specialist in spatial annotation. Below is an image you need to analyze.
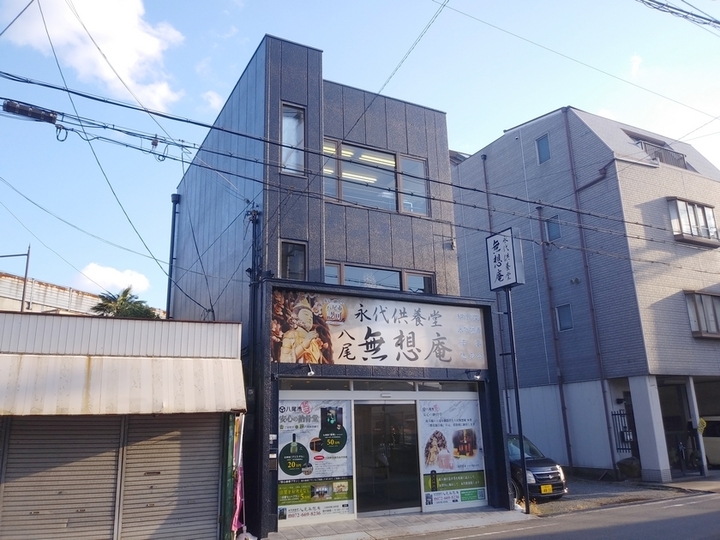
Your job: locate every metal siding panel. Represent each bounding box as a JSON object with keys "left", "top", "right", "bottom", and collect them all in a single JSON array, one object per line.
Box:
[
  {"left": 0, "top": 313, "right": 240, "bottom": 358},
  {"left": 0, "top": 416, "right": 120, "bottom": 539},
  {"left": 119, "top": 414, "right": 222, "bottom": 540}
]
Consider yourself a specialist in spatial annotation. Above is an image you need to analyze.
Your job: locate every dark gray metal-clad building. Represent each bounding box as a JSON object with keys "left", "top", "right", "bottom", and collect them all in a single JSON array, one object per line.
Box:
[{"left": 169, "top": 36, "right": 507, "bottom": 538}]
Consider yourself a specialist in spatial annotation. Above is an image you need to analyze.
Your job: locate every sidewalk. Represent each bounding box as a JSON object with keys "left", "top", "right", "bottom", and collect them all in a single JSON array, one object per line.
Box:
[
  {"left": 266, "top": 506, "right": 534, "bottom": 540},
  {"left": 265, "top": 469, "right": 720, "bottom": 540}
]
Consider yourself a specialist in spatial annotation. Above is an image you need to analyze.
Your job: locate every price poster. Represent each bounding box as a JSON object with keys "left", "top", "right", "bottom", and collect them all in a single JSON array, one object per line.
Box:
[
  {"left": 277, "top": 399, "right": 354, "bottom": 523},
  {"left": 418, "top": 400, "right": 487, "bottom": 511}
]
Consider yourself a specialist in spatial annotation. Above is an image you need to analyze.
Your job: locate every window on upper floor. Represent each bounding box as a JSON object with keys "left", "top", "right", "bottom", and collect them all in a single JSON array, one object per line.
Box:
[
  {"left": 668, "top": 198, "right": 720, "bottom": 248},
  {"left": 281, "top": 241, "right": 306, "bottom": 280},
  {"left": 536, "top": 134, "right": 551, "bottom": 164},
  {"left": 545, "top": 215, "right": 561, "bottom": 241},
  {"left": 281, "top": 105, "right": 305, "bottom": 174},
  {"left": 324, "top": 263, "right": 434, "bottom": 293},
  {"left": 323, "top": 139, "right": 429, "bottom": 216},
  {"left": 685, "top": 292, "right": 720, "bottom": 338},
  {"left": 555, "top": 303, "right": 573, "bottom": 331},
  {"left": 635, "top": 139, "right": 688, "bottom": 169}
]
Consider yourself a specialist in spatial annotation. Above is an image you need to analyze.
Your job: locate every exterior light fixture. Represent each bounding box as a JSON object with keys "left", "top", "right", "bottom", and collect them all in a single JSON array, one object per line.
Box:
[{"left": 306, "top": 364, "right": 315, "bottom": 377}]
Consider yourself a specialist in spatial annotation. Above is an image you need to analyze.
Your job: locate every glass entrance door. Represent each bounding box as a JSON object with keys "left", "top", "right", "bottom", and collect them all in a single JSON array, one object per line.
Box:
[{"left": 354, "top": 403, "right": 421, "bottom": 513}]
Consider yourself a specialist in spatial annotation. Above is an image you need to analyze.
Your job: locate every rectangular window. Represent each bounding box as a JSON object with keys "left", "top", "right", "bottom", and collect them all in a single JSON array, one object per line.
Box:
[
  {"left": 555, "top": 304, "right": 573, "bottom": 331},
  {"left": 322, "top": 140, "right": 338, "bottom": 198},
  {"left": 281, "top": 242, "right": 306, "bottom": 280},
  {"left": 324, "top": 263, "right": 340, "bottom": 285},
  {"left": 281, "top": 105, "right": 304, "bottom": 173},
  {"left": 323, "top": 139, "right": 428, "bottom": 215},
  {"left": 344, "top": 265, "right": 400, "bottom": 290},
  {"left": 668, "top": 198, "right": 720, "bottom": 247},
  {"left": 399, "top": 157, "right": 428, "bottom": 216},
  {"left": 545, "top": 215, "right": 561, "bottom": 241},
  {"left": 406, "top": 273, "right": 433, "bottom": 293},
  {"left": 324, "top": 263, "right": 433, "bottom": 293},
  {"left": 536, "top": 134, "right": 550, "bottom": 164},
  {"left": 686, "top": 292, "right": 720, "bottom": 338}
]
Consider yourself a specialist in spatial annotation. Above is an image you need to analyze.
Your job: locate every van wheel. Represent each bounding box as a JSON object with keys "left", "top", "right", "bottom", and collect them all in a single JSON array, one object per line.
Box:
[{"left": 509, "top": 480, "right": 523, "bottom": 503}]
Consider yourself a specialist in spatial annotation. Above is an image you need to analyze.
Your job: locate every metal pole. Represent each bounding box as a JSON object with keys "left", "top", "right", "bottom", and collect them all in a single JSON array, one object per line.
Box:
[
  {"left": 506, "top": 286, "right": 530, "bottom": 514},
  {"left": 20, "top": 245, "right": 30, "bottom": 313}
]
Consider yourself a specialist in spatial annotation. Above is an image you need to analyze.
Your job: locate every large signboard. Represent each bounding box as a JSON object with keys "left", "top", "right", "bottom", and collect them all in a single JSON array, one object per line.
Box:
[
  {"left": 271, "top": 290, "right": 486, "bottom": 369},
  {"left": 277, "top": 399, "right": 354, "bottom": 523},
  {"left": 418, "top": 400, "right": 486, "bottom": 511}
]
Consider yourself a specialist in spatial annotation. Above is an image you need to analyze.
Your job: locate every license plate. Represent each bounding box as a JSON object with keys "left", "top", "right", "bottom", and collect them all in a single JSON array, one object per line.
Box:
[{"left": 540, "top": 484, "right": 553, "bottom": 494}]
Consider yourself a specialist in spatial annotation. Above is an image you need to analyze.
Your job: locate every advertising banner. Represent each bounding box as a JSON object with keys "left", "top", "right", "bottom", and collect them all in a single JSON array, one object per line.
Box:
[
  {"left": 418, "top": 400, "right": 486, "bottom": 510},
  {"left": 277, "top": 399, "right": 354, "bottom": 523},
  {"left": 271, "top": 289, "right": 486, "bottom": 369}
]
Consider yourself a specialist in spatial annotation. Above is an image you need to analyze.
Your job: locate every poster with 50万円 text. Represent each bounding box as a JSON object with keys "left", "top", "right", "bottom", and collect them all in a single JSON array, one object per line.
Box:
[{"left": 277, "top": 399, "right": 354, "bottom": 523}]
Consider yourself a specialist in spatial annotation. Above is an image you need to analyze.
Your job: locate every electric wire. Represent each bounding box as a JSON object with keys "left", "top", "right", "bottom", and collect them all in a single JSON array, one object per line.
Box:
[
  {"left": 0, "top": 0, "right": 34, "bottom": 38},
  {"left": 35, "top": 0, "right": 209, "bottom": 313}
]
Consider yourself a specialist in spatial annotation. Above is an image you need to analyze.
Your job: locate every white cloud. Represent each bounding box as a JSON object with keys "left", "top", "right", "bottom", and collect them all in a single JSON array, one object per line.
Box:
[
  {"left": 630, "top": 54, "right": 642, "bottom": 77},
  {"left": 223, "top": 25, "right": 239, "bottom": 39},
  {"left": 0, "top": 0, "right": 184, "bottom": 111},
  {"left": 78, "top": 263, "right": 150, "bottom": 293},
  {"left": 202, "top": 90, "right": 224, "bottom": 111},
  {"left": 195, "top": 57, "right": 212, "bottom": 77}
]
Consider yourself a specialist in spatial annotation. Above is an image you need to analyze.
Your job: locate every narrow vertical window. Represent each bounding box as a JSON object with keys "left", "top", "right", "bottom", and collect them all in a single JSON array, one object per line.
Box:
[
  {"left": 281, "top": 105, "right": 305, "bottom": 173},
  {"left": 323, "top": 139, "right": 338, "bottom": 198},
  {"left": 399, "top": 157, "right": 428, "bottom": 215},
  {"left": 536, "top": 134, "right": 551, "bottom": 164},
  {"left": 555, "top": 304, "right": 573, "bottom": 331},
  {"left": 281, "top": 242, "right": 306, "bottom": 280}
]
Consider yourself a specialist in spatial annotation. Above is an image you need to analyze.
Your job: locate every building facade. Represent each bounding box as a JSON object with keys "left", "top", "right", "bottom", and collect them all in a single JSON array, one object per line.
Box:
[
  {"left": 0, "top": 271, "right": 99, "bottom": 315},
  {"left": 169, "top": 36, "right": 507, "bottom": 538},
  {"left": 453, "top": 106, "right": 720, "bottom": 483},
  {"left": 0, "top": 312, "right": 245, "bottom": 539}
]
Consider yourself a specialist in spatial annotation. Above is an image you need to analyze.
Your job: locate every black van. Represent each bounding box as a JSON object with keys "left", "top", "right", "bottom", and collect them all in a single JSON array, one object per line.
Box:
[{"left": 507, "top": 435, "right": 568, "bottom": 502}]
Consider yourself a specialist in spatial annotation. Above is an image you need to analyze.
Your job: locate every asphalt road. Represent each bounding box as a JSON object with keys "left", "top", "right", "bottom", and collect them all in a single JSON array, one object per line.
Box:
[
  {"left": 414, "top": 492, "right": 720, "bottom": 540},
  {"left": 526, "top": 476, "right": 691, "bottom": 516}
]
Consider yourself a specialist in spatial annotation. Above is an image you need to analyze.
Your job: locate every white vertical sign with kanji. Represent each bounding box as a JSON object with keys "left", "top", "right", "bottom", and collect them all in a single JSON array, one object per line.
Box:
[{"left": 486, "top": 228, "right": 525, "bottom": 291}]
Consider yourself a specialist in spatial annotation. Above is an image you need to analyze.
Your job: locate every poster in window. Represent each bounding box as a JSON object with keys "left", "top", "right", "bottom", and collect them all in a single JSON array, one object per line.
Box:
[
  {"left": 418, "top": 400, "right": 487, "bottom": 511},
  {"left": 277, "top": 399, "right": 354, "bottom": 523}
]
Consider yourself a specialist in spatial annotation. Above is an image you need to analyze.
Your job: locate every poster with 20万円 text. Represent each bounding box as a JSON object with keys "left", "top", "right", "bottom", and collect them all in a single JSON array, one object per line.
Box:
[{"left": 277, "top": 399, "right": 354, "bottom": 523}]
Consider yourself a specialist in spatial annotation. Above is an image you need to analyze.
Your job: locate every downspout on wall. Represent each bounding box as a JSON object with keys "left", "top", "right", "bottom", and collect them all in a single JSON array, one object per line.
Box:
[
  {"left": 562, "top": 107, "right": 618, "bottom": 477},
  {"left": 536, "top": 205, "right": 574, "bottom": 467},
  {"left": 165, "top": 193, "right": 181, "bottom": 318}
]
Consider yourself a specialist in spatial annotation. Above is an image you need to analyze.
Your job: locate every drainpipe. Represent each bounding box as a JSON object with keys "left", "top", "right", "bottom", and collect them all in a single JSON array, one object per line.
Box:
[
  {"left": 165, "top": 193, "right": 181, "bottom": 318},
  {"left": 562, "top": 107, "right": 618, "bottom": 478},
  {"left": 536, "top": 205, "right": 574, "bottom": 467}
]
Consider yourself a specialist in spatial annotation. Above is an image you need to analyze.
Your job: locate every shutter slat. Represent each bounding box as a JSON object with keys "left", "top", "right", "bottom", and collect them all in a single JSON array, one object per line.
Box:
[{"left": 119, "top": 414, "right": 222, "bottom": 540}]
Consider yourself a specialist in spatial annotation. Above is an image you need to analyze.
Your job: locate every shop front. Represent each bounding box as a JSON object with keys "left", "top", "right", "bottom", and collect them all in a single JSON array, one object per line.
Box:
[{"left": 266, "top": 286, "right": 504, "bottom": 529}]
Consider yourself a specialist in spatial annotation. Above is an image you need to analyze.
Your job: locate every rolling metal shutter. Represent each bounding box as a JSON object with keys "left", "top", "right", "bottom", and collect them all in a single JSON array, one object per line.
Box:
[
  {"left": 119, "top": 413, "right": 223, "bottom": 540},
  {"left": 0, "top": 416, "right": 121, "bottom": 539}
]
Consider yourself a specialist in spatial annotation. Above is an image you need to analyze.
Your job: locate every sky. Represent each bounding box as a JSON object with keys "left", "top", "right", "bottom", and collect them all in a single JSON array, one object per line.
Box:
[{"left": 1, "top": 0, "right": 720, "bottom": 310}]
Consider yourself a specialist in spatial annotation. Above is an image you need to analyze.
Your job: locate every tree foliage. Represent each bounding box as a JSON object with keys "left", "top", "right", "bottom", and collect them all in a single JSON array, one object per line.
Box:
[{"left": 91, "top": 287, "right": 159, "bottom": 319}]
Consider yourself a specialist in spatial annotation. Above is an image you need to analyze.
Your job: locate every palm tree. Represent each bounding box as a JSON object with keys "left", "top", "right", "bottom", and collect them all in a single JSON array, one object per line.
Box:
[{"left": 91, "top": 287, "right": 158, "bottom": 319}]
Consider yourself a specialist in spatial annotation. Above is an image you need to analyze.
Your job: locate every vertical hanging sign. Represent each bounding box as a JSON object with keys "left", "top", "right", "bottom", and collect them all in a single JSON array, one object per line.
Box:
[{"left": 486, "top": 228, "right": 525, "bottom": 291}]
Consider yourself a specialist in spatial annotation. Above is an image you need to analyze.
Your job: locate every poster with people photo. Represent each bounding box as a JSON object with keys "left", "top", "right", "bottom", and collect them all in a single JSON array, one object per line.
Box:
[
  {"left": 418, "top": 400, "right": 487, "bottom": 511},
  {"left": 277, "top": 399, "right": 354, "bottom": 524}
]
